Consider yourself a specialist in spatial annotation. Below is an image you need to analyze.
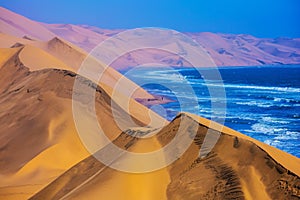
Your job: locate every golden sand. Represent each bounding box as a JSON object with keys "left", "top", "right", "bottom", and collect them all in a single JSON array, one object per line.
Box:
[{"left": 0, "top": 32, "right": 299, "bottom": 200}]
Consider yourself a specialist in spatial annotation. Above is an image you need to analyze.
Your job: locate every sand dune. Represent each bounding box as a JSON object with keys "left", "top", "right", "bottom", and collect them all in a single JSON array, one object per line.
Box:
[
  {"left": 0, "top": 40, "right": 299, "bottom": 200},
  {"left": 0, "top": 47, "right": 20, "bottom": 67},
  {"left": 0, "top": 52, "right": 90, "bottom": 199},
  {"left": 40, "top": 23, "right": 109, "bottom": 51},
  {"left": 0, "top": 33, "right": 36, "bottom": 48},
  {"left": 0, "top": 34, "right": 299, "bottom": 200},
  {"left": 29, "top": 113, "right": 300, "bottom": 200},
  {"left": 39, "top": 36, "right": 156, "bottom": 99},
  {"left": 0, "top": 48, "right": 166, "bottom": 199},
  {"left": 161, "top": 113, "right": 300, "bottom": 199},
  {"left": 0, "top": 33, "right": 156, "bottom": 100},
  {"left": 1, "top": 6, "right": 299, "bottom": 70},
  {"left": 19, "top": 45, "right": 74, "bottom": 71},
  {"left": 47, "top": 26, "right": 300, "bottom": 69},
  {"left": 188, "top": 32, "right": 300, "bottom": 66},
  {"left": 1, "top": 6, "right": 300, "bottom": 200}
]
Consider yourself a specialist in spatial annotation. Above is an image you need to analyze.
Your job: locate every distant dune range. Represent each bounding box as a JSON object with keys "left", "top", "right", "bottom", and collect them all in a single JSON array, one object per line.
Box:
[
  {"left": 1, "top": 7, "right": 300, "bottom": 69},
  {"left": 0, "top": 6, "right": 300, "bottom": 200}
]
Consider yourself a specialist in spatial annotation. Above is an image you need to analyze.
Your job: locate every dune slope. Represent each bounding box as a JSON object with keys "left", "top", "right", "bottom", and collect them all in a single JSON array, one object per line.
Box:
[
  {"left": 30, "top": 114, "right": 300, "bottom": 200},
  {"left": 0, "top": 7, "right": 299, "bottom": 200},
  {"left": 0, "top": 48, "right": 165, "bottom": 199},
  {"left": 0, "top": 33, "right": 157, "bottom": 101}
]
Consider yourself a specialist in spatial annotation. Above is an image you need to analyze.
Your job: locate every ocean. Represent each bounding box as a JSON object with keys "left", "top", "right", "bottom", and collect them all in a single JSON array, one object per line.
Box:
[{"left": 121, "top": 65, "right": 300, "bottom": 157}]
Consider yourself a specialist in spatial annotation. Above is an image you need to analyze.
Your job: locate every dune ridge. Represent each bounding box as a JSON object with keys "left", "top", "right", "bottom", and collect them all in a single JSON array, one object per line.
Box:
[
  {"left": 0, "top": 6, "right": 300, "bottom": 200},
  {"left": 0, "top": 44, "right": 299, "bottom": 200},
  {"left": 29, "top": 113, "right": 300, "bottom": 200},
  {"left": 0, "top": 32, "right": 158, "bottom": 101},
  {"left": 0, "top": 48, "right": 165, "bottom": 199},
  {"left": 0, "top": 39, "right": 299, "bottom": 200}
]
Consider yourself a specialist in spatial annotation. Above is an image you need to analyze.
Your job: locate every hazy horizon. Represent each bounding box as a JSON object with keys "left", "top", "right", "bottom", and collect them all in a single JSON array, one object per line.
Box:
[{"left": 1, "top": 0, "right": 299, "bottom": 38}]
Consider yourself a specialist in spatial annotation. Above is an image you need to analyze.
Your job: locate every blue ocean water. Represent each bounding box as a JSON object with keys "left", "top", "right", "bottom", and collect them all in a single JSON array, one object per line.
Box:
[{"left": 121, "top": 65, "right": 300, "bottom": 157}]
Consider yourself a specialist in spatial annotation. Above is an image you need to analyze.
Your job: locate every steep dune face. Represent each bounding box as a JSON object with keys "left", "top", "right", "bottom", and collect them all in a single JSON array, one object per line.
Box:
[
  {"left": 0, "top": 8, "right": 156, "bottom": 100},
  {"left": 0, "top": 47, "right": 20, "bottom": 66},
  {"left": 40, "top": 37, "right": 155, "bottom": 99},
  {"left": 158, "top": 114, "right": 300, "bottom": 199},
  {"left": 1, "top": 45, "right": 298, "bottom": 200},
  {"left": 18, "top": 45, "right": 74, "bottom": 71},
  {"left": 0, "top": 51, "right": 90, "bottom": 199},
  {"left": 32, "top": 37, "right": 88, "bottom": 70},
  {"left": 1, "top": 7, "right": 300, "bottom": 200},
  {"left": 30, "top": 130, "right": 171, "bottom": 200},
  {"left": 0, "top": 49, "right": 165, "bottom": 199},
  {"left": 30, "top": 114, "right": 300, "bottom": 200},
  {"left": 0, "top": 34, "right": 89, "bottom": 70},
  {"left": 0, "top": 32, "right": 155, "bottom": 100}
]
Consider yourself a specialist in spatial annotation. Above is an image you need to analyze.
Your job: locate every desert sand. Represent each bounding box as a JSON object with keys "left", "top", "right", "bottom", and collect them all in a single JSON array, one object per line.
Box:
[
  {"left": 0, "top": 45, "right": 166, "bottom": 199},
  {"left": 1, "top": 6, "right": 300, "bottom": 70},
  {"left": 29, "top": 113, "right": 300, "bottom": 200},
  {"left": 0, "top": 6, "right": 299, "bottom": 200},
  {"left": 0, "top": 31, "right": 156, "bottom": 101},
  {"left": 1, "top": 37, "right": 299, "bottom": 200}
]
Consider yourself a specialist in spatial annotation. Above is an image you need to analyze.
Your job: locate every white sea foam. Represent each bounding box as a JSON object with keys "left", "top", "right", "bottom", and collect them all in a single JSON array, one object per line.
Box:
[
  {"left": 264, "top": 131, "right": 299, "bottom": 149},
  {"left": 273, "top": 97, "right": 282, "bottom": 102},
  {"left": 274, "top": 131, "right": 299, "bottom": 140},
  {"left": 235, "top": 101, "right": 272, "bottom": 108},
  {"left": 250, "top": 123, "right": 288, "bottom": 135},
  {"left": 202, "top": 83, "right": 300, "bottom": 93},
  {"left": 225, "top": 115, "right": 257, "bottom": 121},
  {"left": 262, "top": 117, "right": 290, "bottom": 124}
]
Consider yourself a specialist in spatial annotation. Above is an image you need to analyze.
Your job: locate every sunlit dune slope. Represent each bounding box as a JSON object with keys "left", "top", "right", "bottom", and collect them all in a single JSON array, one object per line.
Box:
[
  {"left": 0, "top": 7, "right": 299, "bottom": 200},
  {"left": 160, "top": 113, "right": 300, "bottom": 200},
  {"left": 40, "top": 37, "right": 155, "bottom": 99},
  {"left": 0, "top": 51, "right": 90, "bottom": 199},
  {"left": 0, "top": 47, "right": 20, "bottom": 67},
  {"left": 0, "top": 33, "right": 155, "bottom": 100},
  {"left": 0, "top": 33, "right": 36, "bottom": 48},
  {"left": 31, "top": 113, "right": 300, "bottom": 200},
  {"left": 20, "top": 45, "right": 74, "bottom": 71},
  {"left": 0, "top": 49, "right": 165, "bottom": 199}
]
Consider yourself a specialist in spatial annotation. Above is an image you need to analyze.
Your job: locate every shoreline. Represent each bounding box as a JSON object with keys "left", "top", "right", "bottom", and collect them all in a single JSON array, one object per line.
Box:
[
  {"left": 135, "top": 95, "right": 174, "bottom": 106},
  {"left": 119, "top": 64, "right": 300, "bottom": 73}
]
